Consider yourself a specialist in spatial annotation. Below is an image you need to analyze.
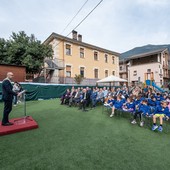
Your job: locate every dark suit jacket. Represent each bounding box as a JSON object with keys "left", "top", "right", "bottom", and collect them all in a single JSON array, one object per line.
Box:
[
  {"left": 2, "top": 79, "right": 17, "bottom": 101},
  {"left": 81, "top": 92, "right": 90, "bottom": 100}
]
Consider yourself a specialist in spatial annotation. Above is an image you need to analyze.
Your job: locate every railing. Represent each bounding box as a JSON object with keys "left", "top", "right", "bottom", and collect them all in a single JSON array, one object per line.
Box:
[
  {"left": 119, "top": 69, "right": 127, "bottom": 73},
  {"left": 163, "top": 65, "right": 168, "bottom": 69},
  {"left": 44, "top": 58, "right": 65, "bottom": 70},
  {"left": 163, "top": 74, "right": 170, "bottom": 78},
  {"left": 58, "top": 77, "right": 99, "bottom": 85}
]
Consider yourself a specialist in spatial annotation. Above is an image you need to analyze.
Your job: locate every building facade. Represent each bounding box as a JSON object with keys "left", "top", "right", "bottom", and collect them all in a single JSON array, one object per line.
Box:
[
  {"left": 119, "top": 48, "right": 170, "bottom": 87},
  {"left": 43, "top": 31, "right": 120, "bottom": 85}
]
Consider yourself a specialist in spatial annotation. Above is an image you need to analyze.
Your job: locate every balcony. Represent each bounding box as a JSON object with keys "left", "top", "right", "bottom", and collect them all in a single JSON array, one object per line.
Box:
[
  {"left": 163, "top": 74, "right": 170, "bottom": 79},
  {"left": 163, "top": 64, "right": 168, "bottom": 69},
  {"left": 44, "top": 58, "right": 65, "bottom": 70},
  {"left": 119, "top": 69, "right": 127, "bottom": 73},
  {"left": 58, "top": 77, "right": 99, "bottom": 85}
]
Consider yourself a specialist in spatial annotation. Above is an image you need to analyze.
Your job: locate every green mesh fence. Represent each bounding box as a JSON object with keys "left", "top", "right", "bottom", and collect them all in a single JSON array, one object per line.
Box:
[{"left": 0, "top": 82, "right": 107, "bottom": 101}]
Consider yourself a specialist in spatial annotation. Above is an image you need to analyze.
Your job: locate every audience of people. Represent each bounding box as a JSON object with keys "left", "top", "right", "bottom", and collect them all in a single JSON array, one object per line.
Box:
[{"left": 60, "top": 85, "right": 170, "bottom": 132}]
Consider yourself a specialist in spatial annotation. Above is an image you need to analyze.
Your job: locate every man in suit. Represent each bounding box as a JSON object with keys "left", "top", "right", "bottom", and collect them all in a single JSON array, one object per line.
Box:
[
  {"left": 1, "top": 72, "right": 20, "bottom": 126},
  {"left": 79, "top": 88, "right": 90, "bottom": 111}
]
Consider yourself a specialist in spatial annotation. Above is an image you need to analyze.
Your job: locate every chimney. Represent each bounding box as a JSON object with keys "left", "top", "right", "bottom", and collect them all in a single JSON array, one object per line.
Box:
[
  {"left": 78, "top": 34, "right": 82, "bottom": 42},
  {"left": 72, "top": 30, "right": 77, "bottom": 40}
]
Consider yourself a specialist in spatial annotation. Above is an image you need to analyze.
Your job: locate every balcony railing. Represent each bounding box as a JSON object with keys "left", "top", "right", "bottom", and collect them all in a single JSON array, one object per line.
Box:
[
  {"left": 163, "top": 74, "right": 170, "bottom": 78},
  {"left": 44, "top": 58, "right": 65, "bottom": 70},
  {"left": 58, "top": 77, "right": 99, "bottom": 85},
  {"left": 163, "top": 64, "right": 168, "bottom": 69},
  {"left": 119, "top": 69, "right": 127, "bottom": 73}
]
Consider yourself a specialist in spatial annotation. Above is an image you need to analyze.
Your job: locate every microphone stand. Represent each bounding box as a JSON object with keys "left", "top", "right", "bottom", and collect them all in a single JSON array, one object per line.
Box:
[
  {"left": 23, "top": 91, "right": 30, "bottom": 122},
  {"left": 14, "top": 90, "right": 30, "bottom": 124}
]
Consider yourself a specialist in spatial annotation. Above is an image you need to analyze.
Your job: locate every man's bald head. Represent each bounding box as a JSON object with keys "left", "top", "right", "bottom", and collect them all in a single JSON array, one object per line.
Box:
[{"left": 7, "top": 72, "right": 14, "bottom": 80}]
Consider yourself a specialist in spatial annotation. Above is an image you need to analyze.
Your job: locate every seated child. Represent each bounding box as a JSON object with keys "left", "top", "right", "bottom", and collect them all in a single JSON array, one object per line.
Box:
[
  {"left": 131, "top": 99, "right": 151, "bottom": 127},
  {"left": 134, "top": 95, "right": 142, "bottom": 111},
  {"left": 110, "top": 95, "right": 124, "bottom": 117},
  {"left": 166, "top": 97, "right": 170, "bottom": 111},
  {"left": 104, "top": 95, "right": 115, "bottom": 108},
  {"left": 151, "top": 100, "right": 170, "bottom": 132},
  {"left": 148, "top": 96, "right": 157, "bottom": 113},
  {"left": 122, "top": 97, "right": 135, "bottom": 112}
]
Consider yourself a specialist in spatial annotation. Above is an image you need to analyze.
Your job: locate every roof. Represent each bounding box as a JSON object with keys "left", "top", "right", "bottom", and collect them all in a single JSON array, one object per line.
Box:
[
  {"left": 120, "top": 44, "right": 170, "bottom": 61},
  {"left": 43, "top": 32, "right": 120, "bottom": 56},
  {"left": 126, "top": 48, "right": 167, "bottom": 60}
]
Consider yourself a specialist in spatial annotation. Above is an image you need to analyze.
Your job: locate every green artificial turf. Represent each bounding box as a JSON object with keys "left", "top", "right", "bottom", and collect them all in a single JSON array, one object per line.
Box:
[{"left": 0, "top": 99, "right": 170, "bottom": 170}]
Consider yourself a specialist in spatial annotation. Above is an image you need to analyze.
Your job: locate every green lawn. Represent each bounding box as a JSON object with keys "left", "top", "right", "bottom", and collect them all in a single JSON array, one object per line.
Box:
[{"left": 0, "top": 99, "right": 170, "bottom": 170}]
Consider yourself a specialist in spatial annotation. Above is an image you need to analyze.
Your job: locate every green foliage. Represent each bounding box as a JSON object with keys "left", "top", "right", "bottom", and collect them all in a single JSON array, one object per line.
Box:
[
  {"left": 0, "top": 31, "right": 53, "bottom": 73},
  {"left": 74, "top": 74, "right": 84, "bottom": 84},
  {"left": 0, "top": 38, "right": 10, "bottom": 64}
]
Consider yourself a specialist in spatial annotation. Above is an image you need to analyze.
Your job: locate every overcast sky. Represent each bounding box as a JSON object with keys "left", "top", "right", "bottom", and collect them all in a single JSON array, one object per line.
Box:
[{"left": 0, "top": 0, "right": 170, "bottom": 53}]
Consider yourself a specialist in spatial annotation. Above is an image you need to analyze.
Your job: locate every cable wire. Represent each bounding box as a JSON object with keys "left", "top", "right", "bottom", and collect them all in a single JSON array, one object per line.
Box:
[
  {"left": 60, "top": 0, "right": 89, "bottom": 34},
  {"left": 66, "top": 0, "right": 103, "bottom": 37},
  {"left": 54, "top": 0, "right": 103, "bottom": 47}
]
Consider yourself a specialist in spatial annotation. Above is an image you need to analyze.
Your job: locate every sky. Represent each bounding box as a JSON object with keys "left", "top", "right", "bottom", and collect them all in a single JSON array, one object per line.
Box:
[{"left": 0, "top": 0, "right": 170, "bottom": 53}]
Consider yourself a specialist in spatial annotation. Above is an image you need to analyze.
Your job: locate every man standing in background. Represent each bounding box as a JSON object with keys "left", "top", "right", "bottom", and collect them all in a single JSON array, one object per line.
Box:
[{"left": 1, "top": 72, "right": 20, "bottom": 126}]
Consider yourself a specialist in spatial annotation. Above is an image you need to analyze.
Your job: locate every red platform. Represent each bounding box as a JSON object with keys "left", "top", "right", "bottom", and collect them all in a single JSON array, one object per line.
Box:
[{"left": 0, "top": 116, "right": 38, "bottom": 136}]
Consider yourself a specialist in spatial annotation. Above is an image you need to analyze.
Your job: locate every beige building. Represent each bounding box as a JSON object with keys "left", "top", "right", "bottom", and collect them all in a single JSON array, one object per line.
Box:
[
  {"left": 119, "top": 47, "right": 170, "bottom": 87},
  {"left": 43, "top": 31, "right": 120, "bottom": 85}
]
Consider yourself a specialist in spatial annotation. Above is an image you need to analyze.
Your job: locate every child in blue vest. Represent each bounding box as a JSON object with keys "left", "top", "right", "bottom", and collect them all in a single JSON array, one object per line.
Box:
[
  {"left": 104, "top": 95, "right": 115, "bottom": 108},
  {"left": 110, "top": 95, "right": 124, "bottom": 117},
  {"left": 122, "top": 97, "right": 135, "bottom": 113},
  {"left": 148, "top": 96, "right": 157, "bottom": 113},
  {"left": 134, "top": 95, "right": 143, "bottom": 111},
  {"left": 155, "top": 93, "right": 164, "bottom": 106},
  {"left": 131, "top": 99, "right": 151, "bottom": 126},
  {"left": 152, "top": 100, "right": 170, "bottom": 132}
]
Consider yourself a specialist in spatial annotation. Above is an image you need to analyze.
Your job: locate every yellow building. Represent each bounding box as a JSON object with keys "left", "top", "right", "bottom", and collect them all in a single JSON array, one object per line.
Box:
[{"left": 43, "top": 30, "right": 120, "bottom": 85}]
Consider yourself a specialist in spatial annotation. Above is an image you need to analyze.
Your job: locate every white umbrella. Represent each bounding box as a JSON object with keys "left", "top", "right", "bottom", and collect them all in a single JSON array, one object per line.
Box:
[{"left": 97, "top": 75, "right": 127, "bottom": 83}]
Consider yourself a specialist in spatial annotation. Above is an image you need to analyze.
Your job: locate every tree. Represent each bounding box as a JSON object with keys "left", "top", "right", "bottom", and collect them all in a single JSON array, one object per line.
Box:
[
  {"left": 0, "top": 31, "right": 53, "bottom": 74},
  {"left": 74, "top": 74, "right": 84, "bottom": 84},
  {"left": 0, "top": 38, "right": 9, "bottom": 64}
]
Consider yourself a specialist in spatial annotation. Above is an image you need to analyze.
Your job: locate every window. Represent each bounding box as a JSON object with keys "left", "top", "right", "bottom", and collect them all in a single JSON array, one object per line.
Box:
[
  {"left": 80, "top": 67, "right": 85, "bottom": 77},
  {"left": 120, "top": 66, "right": 122, "bottom": 71},
  {"left": 80, "top": 48, "right": 84, "bottom": 58},
  {"left": 160, "top": 80, "right": 162, "bottom": 85},
  {"left": 138, "top": 77, "right": 141, "bottom": 83},
  {"left": 66, "top": 44, "right": 71, "bottom": 55},
  {"left": 94, "top": 69, "right": 98, "bottom": 78},
  {"left": 66, "top": 65, "right": 71, "bottom": 77},
  {"left": 112, "top": 56, "right": 115, "bottom": 64},
  {"left": 133, "top": 70, "right": 137, "bottom": 76},
  {"left": 105, "top": 70, "right": 108, "bottom": 77},
  {"left": 105, "top": 54, "right": 108, "bottom": 63},
  {"left": 163, "top": 61, "right": 165, "bottom": 66},
  {"left": 94, "top": 51, "right": 98, "bottom": 61},
  {"left": 147, "top": 69, "right": 151, "bottom": 73},
  {"left": 160, "top": 69, "right": 162, "bottom": 74},
  {"left": 112, "top": 71, "right": 115, "bottom": 75}
]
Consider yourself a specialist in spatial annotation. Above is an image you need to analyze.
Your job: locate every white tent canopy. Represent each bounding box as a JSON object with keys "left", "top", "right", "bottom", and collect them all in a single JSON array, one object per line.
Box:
[{"left": 96, "top": 75, "right": 127, "bottom": 83}]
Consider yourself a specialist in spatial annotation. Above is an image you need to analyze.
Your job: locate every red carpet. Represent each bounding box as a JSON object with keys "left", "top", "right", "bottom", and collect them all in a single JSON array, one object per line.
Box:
[{"left": 0, "top": 116, "right": 38, "bottom": 136}]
